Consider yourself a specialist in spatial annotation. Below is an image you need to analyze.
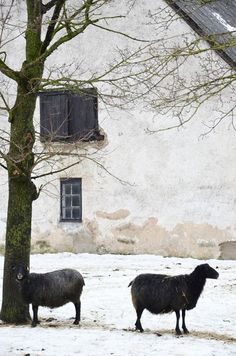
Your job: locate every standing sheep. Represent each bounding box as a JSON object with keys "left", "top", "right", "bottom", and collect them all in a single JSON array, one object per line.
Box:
[
  {"left": 13, "top": 264, "right": 85, "bottom": 327},
  {"left": 129, "top": 263, "right": 219, "bottom": 334}
]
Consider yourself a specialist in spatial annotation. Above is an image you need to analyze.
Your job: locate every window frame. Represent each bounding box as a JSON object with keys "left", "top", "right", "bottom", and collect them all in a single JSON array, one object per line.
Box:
[{"left": 60, "top": 178, "right": 82, "bottom": 222}]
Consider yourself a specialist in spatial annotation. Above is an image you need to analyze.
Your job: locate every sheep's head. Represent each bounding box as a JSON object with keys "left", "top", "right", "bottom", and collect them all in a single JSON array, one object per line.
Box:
[
  {"left": 12, "top": 263, "right": 29, "bottom": 281},
  {"left": 195, "top": 263, "right": 219, "bottom": 279}
]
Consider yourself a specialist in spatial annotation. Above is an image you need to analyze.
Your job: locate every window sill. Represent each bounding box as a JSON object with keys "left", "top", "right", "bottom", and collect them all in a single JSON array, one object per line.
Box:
[
  {"left": 40, "top": 132, "right": 104, "bottom": 144},
  {"left": 59, "top": 219, "right": 82, "bottom": 223}
]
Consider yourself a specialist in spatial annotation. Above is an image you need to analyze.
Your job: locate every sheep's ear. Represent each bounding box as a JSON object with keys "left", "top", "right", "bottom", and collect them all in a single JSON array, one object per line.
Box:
[{"left": 26, "top": 266, "right": 29, "bottom": 271}]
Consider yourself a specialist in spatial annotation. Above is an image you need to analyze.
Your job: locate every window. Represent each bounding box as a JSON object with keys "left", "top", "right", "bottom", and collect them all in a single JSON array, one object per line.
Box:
[
  {"left": 39, "top": 89, "right": 104, "bottom": 142},
  {"left": 60, "top": 178, "right": 82, "bottom": 222}
]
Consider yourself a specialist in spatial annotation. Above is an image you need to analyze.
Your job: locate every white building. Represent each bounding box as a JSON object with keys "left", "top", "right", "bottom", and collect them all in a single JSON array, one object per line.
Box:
[{"left": 0, "top": 0, "right": 236, "bottom": 259}]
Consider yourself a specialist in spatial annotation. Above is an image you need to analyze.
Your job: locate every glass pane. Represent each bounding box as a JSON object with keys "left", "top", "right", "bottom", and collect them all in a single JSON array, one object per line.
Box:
[
  {"left": 72, "top": 208, "right": 80, "bottom": 219},
  {"left": 72, "top": 195, "right": 80, "bottom": 207},
  {"left": 64, "top": 184, "right": 71, "bottom": 195},
  {"left": 65, "top": 196, "right": 72, "bottom": 207},
  {"left": 72, "top": 184, "right": 80, "bottom": 194},
  {"left": 65, "top": 208, "right": 72, "bottom": 219}
]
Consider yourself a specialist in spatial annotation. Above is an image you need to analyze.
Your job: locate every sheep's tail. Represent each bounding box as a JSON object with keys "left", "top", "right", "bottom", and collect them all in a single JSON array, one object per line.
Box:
[{"left": 128, "top": 280, "right": 133, "bottom": 287}]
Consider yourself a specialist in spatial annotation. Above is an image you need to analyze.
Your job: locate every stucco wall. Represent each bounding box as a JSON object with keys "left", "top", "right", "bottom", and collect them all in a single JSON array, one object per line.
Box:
[{"left": 0, "top": 0, "right": 236, "bottom": 258}]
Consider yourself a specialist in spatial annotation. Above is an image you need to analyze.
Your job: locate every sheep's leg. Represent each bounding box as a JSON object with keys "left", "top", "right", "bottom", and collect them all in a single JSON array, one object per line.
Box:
[
  {"left": 175, "top": 310, "right": 182, "bottom": 335},
  {"left": 135, "top": 306, "right": 144, "bottom": 332},
  {"left": 182, "top": 309, "right": 189, "bottom": 334},
  {"left": 32, "top": 305, "right": 40, "bottom": 327},
  {"left": 73, "top": 301, "right": 81, "bottom": 325}
]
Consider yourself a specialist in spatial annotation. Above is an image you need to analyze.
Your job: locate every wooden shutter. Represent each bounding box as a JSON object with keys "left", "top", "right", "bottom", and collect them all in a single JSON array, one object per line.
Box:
[
  {"left": 40, "top": 92, "right": 69, "bottom": 141},
  {"left": 69, "top": 90, "right": 98, "bottom": 140}
]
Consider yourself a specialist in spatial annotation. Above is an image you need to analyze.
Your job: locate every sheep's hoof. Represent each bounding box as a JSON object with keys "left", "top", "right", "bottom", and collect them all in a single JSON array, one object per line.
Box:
[
  {"left": 175, "top": 329, "right": 182, "bottom": 335},
  {"left": 183, "top": 329, "right": 189, "bottom": 334},
  {"left": 73, "top": 320, "right": 80, "bottom": 325}
]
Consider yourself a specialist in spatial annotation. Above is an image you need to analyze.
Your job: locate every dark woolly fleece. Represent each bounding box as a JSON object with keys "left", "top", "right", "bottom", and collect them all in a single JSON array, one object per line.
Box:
[{"left": 129, "top": 263, "right": 219, "bottom": 334}]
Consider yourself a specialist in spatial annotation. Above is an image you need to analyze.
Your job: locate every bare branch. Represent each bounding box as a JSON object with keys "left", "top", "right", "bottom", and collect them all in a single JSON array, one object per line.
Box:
[
  {"left": 0, "top": 91, "right": 10, "bottom": 112},
  {"left": 0, "top": 161, "right": 7, "bottom": 170},
  {"left": 0, "top": 59, "right": 20, "bottom": 82},
  {"left": 42, "top": 0, "right": 61, "bottom": 14},
  {"left": 41, "top": 0, "right": 66, "bottom": 53},
  {"left": 31, "top": 159, "right": 82, "bottom": 179},
  {"left": 92, "top": 22, "right": 150, "bottom": 43}
]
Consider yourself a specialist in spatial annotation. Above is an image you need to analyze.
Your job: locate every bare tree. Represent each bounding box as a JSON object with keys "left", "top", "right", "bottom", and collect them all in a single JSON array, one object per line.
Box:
[{"left": 0, "top": 0, "right": 154, "bottom": 324}]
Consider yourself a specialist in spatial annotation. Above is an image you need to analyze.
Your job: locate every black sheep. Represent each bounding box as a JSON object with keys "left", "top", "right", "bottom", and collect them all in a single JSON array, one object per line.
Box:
[
  {"left": 128, "top": 263, "right": 219, "bottom": 334},
  {"left": 13, "top": 264, "right": 85, "bottom": 327}
]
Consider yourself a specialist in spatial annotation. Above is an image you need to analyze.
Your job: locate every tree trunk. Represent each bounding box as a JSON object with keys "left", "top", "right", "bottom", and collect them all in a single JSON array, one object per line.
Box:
[
  {"left": 0, "top": 84, "right": 39, "bottom": 323},
  {"left": 0, "top": 1, "right": 44, "bottom": 323},
  {"left": 1, "top": 176, "right": 34, "bottom": 323}
]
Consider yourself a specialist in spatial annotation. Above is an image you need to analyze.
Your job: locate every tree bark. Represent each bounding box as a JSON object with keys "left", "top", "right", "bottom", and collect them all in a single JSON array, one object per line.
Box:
[
  {"left": 0, "top": 82, "right": 43, "bottom": 321},
  {"left": 0, "top": 86, "right": 39, "bottom": 322},
  {"left": 0, "top": 0, "right": 43, "bottom": 323},
  {"left": 1, "top": 176, "right": 34, "bottom": 323}
]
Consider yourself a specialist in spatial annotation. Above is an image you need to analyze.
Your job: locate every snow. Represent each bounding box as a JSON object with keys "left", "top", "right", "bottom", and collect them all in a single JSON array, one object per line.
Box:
[
  {"left": 212, "top": 12, "right": 236, "bottom": 33},
  {"left": 0, "top": 253, "right": 236, "bottom": 355}
]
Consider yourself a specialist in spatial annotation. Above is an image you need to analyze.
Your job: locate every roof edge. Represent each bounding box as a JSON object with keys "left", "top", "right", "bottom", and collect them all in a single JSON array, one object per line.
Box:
[{"left": 164, "top": 0, "right": 236, "bottom": 69}]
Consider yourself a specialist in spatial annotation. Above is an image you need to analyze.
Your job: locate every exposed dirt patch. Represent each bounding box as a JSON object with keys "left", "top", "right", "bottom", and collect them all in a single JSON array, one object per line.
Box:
[
  {"left": 122, "top": 327, "right": 236, "bottom": 344},
  {"left": 2, "top": 319, "right": 234, "bottom": 345},
  {"left": 188, "top": 330, "right": 236, "bottom": 343}
]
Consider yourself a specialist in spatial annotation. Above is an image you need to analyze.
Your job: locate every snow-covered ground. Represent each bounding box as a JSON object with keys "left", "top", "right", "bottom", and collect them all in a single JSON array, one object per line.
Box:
[{"left": 0, "top": 253, "right": 236, "bottom": 356}]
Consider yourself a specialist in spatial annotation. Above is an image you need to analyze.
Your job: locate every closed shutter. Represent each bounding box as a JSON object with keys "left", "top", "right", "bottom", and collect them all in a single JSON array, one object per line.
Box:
[
  {"left": 69, "top": 90, "right": 98, "bottom": 140},
  {"left": 40, "top": 92, "right": 69, "bottom": 141}
]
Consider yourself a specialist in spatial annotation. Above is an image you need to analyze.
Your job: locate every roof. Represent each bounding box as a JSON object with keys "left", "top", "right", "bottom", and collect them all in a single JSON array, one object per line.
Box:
[{"left": 166, "top": 0, "right": 236, "bottom": 68}]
